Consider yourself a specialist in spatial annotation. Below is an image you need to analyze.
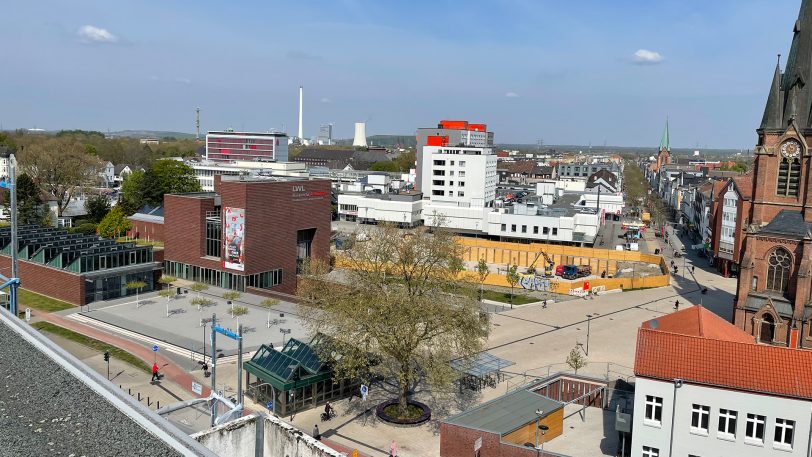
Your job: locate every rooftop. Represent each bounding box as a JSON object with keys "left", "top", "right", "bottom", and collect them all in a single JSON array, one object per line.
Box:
[
  {"left": 635, "top": 310, "right": 812, "bottom": 400},
  {"left": 443, "top": 388, "right": 563, "bottom": 435},
  {"left": 760, "top": 209, "right": 812, "bottom": 238},
  {"left": 0, "top": 307, "right": 213, "bottom": 456},
  {"left": 641, "top": 306, "right": 754, "bottom": 343}
]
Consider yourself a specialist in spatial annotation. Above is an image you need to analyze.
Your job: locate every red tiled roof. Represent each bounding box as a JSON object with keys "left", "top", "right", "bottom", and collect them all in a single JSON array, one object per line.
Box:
[
  {"left": 733, "top": 172, "right": 753, "bottom": 199},
  {"left": 641, "top": 306, "right": 754, "bottom": 343},
  {"left": 635, "top": 328, "right": 812, "bottom": 399},
  {"left": 508, "top": 161, "right": 537, "bottom": 174}
]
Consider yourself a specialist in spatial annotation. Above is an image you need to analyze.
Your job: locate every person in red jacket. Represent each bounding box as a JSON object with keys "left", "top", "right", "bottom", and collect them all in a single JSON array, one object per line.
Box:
[{"left": 151, "top": 363, "right": 160, "bottom": 382}]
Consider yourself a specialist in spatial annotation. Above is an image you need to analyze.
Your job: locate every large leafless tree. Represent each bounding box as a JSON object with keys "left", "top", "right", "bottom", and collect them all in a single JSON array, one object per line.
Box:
[
  {"left": 19, "top": 137, "right": 101, "bottom": 216},
  {"left": 299, "top": 222, "right": 489, "bottom": 411}
]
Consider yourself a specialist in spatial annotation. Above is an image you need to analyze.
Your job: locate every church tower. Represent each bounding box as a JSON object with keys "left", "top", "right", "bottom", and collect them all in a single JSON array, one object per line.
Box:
[
  {"left": 650, "top": 120, "right": 671, "bottom": 174},
  {"left": 734, "top": 0, "right": 812, "bottom": 348}
]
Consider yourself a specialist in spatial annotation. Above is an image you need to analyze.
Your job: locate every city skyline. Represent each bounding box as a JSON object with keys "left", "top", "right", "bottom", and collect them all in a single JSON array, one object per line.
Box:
[{"left": 0, "top": 0, "right": 801, "bottom": 148}]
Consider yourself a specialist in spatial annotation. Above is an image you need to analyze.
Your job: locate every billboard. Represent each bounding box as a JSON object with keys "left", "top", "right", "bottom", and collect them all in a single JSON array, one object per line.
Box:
[{"left": 223, "top": 207, "right": 245, "bottom": 271}]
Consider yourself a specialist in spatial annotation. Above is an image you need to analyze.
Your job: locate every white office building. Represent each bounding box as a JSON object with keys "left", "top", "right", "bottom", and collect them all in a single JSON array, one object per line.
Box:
[
  {"left": 421, "top": 145, "right": 497, "bottom": 231},
  {"left": 632, "top": 306, "right": 812, "bottom": 457},
  {"left": 190, "top": 160, "right": 309, "bottom": 191}
]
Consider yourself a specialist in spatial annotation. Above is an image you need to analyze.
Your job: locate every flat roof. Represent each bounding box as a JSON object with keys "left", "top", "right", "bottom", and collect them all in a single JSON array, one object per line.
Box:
[{"left": 443, "top": 389, "right": 563, "bottom": 435}]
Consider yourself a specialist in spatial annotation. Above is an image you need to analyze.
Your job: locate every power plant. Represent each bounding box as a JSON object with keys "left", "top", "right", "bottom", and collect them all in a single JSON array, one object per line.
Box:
[
  {"left": 297, "top": 85, "right": 304, "bottom": 141},
  {"left": 353, "top": 122, "right": 367, "bottom": 147}
]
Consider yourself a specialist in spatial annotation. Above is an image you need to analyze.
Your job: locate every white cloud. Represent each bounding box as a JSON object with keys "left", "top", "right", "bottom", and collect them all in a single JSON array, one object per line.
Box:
[
  {"left": 77, "top": 25, "right": 118, "bottom": 44},
  {"left": 633, "top": 49, "right": 664, "bottom": 64},
  {"left": 505, "top": 92, "right": 519, "bottom": 98},
  {"left": 320, "top": 97, "right": 332, "bottom": 103}
]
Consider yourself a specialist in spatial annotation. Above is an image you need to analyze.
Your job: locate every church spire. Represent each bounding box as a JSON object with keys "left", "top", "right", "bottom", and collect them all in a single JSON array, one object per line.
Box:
[
  {"left": 760, "top": 55, "right": 783, "bottom": 130},
  {"left": 659, "top": 119, "right": 670, "bottom": 152},
  {"left": 779, "top": 0, "right": 812, "bottom": 127}
]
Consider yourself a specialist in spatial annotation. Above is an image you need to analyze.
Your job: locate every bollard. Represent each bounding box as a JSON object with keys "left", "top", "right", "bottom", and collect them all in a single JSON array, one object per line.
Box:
[
  {"left": 147, "top": 396, "right": 150, "bottom": 406},
  {"left": 128, "top": 388, "right": 131, "bottom": 395},
  {"left": 138, "top": 392, "right": 141, "bottom": 401},
  {"left": 157, "top": 401, "right": 160, "bottom": 410}
]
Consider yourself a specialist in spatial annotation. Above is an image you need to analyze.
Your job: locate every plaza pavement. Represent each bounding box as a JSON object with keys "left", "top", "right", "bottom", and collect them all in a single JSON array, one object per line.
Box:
[{"left": 26, "top": 219, "right": 737, "bottom": 456}]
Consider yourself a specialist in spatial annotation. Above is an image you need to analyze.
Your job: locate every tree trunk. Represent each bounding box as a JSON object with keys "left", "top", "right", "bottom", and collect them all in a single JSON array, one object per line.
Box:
[{"left": 398, "top": 363, "right": 409, "bottom": 411}]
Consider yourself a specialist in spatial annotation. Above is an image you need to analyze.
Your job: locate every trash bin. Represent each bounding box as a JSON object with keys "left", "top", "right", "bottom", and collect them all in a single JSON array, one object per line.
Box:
[
  {"left": 176, "top": 287, "right": 182, "bottom": 295},
  {"left": 654, "top": 248, "right": 660, "bottom": 255}
]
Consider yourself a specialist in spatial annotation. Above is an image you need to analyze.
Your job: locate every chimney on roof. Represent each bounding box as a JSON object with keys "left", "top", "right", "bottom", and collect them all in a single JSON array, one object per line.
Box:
[{"left": 298, "top": 86, "right": 304, "bottom": 140}]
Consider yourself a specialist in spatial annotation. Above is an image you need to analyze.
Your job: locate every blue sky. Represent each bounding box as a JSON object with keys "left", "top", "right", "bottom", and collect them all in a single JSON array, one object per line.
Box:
[{"left": 0, "top": 0, "right": 802, "bottom": 148}]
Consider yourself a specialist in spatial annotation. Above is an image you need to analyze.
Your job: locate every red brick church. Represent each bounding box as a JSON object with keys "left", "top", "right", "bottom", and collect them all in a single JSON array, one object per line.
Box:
[{"left": 734, "top": 0, "right": 812, "bottom": 348}]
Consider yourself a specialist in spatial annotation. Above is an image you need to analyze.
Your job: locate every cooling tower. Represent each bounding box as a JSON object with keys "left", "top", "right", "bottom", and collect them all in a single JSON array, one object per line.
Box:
[{"left": 353, "top": 122, "right": 367, "bottom": 147}]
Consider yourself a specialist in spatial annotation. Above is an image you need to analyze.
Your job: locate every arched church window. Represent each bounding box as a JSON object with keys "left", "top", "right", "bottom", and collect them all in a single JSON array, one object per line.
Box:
[{"left": 766, "top": 248, "right": 792, "bottom": 294}]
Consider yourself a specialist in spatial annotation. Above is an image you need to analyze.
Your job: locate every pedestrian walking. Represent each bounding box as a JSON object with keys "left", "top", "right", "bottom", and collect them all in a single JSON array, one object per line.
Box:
[
  {"left": 390, "top": 440, "right": 398, "bottom": 457},
  {"left": 692, "top": 266, "right": 696, "bottom": 274},
  {"left": 313, "top": 424, "right": 321, "bottom": 441},
  {"left": 151, "top": 362, "right": 160, "bottom": 382},
  {"left": 674, "top": 300, "right": 680, "bottom": 311}
]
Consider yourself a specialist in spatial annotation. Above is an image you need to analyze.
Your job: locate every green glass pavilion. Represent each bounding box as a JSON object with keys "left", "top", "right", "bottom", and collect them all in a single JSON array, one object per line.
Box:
[{"left": 244, "top": 334, "right": 360, "bottom": 416}]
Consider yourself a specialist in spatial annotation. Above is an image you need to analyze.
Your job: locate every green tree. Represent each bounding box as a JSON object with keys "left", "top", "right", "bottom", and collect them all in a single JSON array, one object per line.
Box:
[
  {"left": 127, "top": 280, "right": 147, "bottom": 308},
  {"left": 18, "top": 136, "right": 101, "bottom": 216},
  {"left": 8, "top": 173, "right": 45, "bottom": 225},
  {"left": 369, "top": 161, "right": 400, "bottom": 172},
  {"left": 259, "top": 298, "right": 280, "bottom": 328},
  {"left": 190, "top": 282, "right": 209, "bottom": 299},
  {"left": 566, "top": 346, "right": 588, "bottom": 374},
  {"left": 223, "top": 291, "right": 241, "bottom": 317},
  {"left": 142, "top": 159, "right": 201, "bottom": 206},
  {"left": 85, "top": 194, "right": 111, "bottom": 223},
  {"left": 476, "top": 257, "right": 490, "bottom": 301},
  {"left": 98, "top": 206, "right": 130, "bottom": 238},
  {"left": 505, "top": 264, "right": 520, "bottom": 308},
  {"left": 119, "top": 169, "right": 146, "bottom": 215},
  {"left": 299, "top": 222, "right": 489, "bottom": 413},
  {"left": 191, "top": 297, "right": 214, "bottom": 312}
]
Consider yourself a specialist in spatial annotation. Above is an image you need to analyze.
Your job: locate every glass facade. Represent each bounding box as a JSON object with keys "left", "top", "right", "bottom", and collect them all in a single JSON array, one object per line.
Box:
[
  {"left": 164, "top": 260, "right": 282, "bottom": 292},
  {"left": 84, "top": 270, "right": 155, "bottom": 304}
]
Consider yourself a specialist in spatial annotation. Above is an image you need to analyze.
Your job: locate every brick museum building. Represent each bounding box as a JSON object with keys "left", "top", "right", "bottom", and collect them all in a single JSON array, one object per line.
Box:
[
  {"left": 735, "top": 0, "right": 812, "bottom": 347},
  {"left": 163, "top": 175, "right": 330, "bottom": 296}
]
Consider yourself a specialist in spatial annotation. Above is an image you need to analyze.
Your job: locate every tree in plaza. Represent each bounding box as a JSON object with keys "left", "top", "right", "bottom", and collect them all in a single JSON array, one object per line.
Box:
[
  {"left": 258, "top": 298, "right": 280, "bottom": 328},
  {"left": 85, "top": 194, "right": 111, "bottom": 224},
  {"left": 126, "top": 280, "right": 147, "bottom": 308},
  {"left": 298, "top": 222, "right": 490, "bottom": 413},
  {"left": 190, "top": 282, "right": 209, "bottom": 301},
  {"left": 475, "top": 257, "right": 490, "bottom": 301},
  {"left": 158, "top": 289, "right": 175, "bottom": 317},
  {"left": 191, "top": 297, "right": 214, "bottom": 312},
  {"left": 505, "top": 264, "right": 520, "bottom": 308},
  {"left": 17, "top": 136, "right": 101, "bottom": 216},
  {"left": 98, "top": 206, "right": 130, "bottom": 238},
  {"left": 223, "top": 291, "right": 241, "bottom": 317},
  {"left": 566, "top": 346, "right": 588, "bottom": 374}
]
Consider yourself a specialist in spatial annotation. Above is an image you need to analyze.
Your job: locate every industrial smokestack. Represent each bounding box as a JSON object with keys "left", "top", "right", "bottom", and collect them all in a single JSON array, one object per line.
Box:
[
  {"left": 298, "top": 86, "right": 304, "bottom": 140},
  {"left": 353, "top": 122, "right": 367, "bottom": 147}
]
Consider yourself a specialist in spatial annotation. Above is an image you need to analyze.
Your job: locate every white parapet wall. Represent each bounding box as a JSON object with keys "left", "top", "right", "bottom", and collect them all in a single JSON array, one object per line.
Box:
[{"left": 193, "top": 413, "right": 345, "bottom": 457}]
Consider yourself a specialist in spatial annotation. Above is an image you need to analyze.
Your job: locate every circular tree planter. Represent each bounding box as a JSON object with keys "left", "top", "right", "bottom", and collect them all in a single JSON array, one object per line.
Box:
[{"left": 376, "top": 399, "right": 431, "bottom": 426}]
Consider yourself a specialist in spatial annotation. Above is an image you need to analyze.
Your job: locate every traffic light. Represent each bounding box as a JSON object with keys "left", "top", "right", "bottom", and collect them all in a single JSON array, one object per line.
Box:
[{"left": 103, "top": 351, "right": 110, "bottom": 362}]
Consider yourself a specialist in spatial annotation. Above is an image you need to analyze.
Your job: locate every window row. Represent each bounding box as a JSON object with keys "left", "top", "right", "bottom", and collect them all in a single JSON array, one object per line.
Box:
[
  {"left": 500, "top": 224, "right": 558, "bottom": 236},
  {"left": 644, "top": 396, "right": 795, "bottom": 449}
]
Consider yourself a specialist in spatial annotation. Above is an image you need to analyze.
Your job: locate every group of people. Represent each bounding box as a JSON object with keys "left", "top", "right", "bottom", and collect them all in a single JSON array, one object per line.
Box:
[{"left": 313, "top": 409, "right": 399, "bottom": 457}]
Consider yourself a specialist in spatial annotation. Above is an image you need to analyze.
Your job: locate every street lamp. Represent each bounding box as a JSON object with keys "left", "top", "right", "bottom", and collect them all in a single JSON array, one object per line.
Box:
[
  {"left": 280, "top": 328, "right": 291, "bottom": 347},
  {"left": 0, "top": 151, "right": 19, "bottom": 316},
  {"left": 537, "top": 424, "right": 549, "bottom": 456},
  {"left": 201, "top": 317, "right": 213, "bottom": 365}
]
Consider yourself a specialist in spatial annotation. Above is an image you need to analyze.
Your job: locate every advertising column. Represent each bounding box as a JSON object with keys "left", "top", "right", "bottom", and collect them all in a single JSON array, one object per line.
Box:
[{"left": 223, "top": 207, "right": 245, "bottom": 271}]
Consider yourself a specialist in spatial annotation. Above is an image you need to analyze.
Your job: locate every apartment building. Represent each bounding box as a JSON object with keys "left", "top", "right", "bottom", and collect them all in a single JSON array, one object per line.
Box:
[{"left": 632, "top": 306, "right": 812, "bottom": 457}]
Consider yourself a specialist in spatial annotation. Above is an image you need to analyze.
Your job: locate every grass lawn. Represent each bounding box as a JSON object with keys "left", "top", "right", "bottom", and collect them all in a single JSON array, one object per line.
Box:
[
  {"left": 480, "top": 289, "right": 538, "bottom": 305},
  {"left": 116, "top": 237, "right": 164, "bottom": 247},
  {"left": 18, "top": 289, "right": 74, "bottom": 312},
  {"left": 31, "top": 321, "right": 151, "bottom": 373}
]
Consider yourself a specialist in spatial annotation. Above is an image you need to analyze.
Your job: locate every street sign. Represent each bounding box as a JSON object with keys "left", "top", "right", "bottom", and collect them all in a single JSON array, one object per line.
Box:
[
  {"left": 474, "top": 437, "right": 482, "bottom": 451},
  {"left": 266, "top": 401, "right": 273, "bottom": 410},
  {"left": 152, "top": 344, "right": 159, "bottom": 353},
  {"left": 360, "top": 384, "right": 368, "bottom": 401},
  {"left": 192, "top": 381, "right": 202, "bottom": 395}
]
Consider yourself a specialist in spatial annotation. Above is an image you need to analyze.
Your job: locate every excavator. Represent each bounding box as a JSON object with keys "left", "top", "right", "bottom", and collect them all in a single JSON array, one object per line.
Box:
[{"left": 527, "top": 250, "right": 555, "bottom": 277}]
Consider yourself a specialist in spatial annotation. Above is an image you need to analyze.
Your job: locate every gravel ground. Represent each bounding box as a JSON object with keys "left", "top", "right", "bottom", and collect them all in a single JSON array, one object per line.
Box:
[{"left": 0, "top": 322, "right": 183, "bottom": 457}]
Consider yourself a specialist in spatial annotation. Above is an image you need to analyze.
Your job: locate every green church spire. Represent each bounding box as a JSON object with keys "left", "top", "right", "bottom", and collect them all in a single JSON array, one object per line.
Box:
[{"left": 659, "top": 119, "right": 670, "bottom": 152}]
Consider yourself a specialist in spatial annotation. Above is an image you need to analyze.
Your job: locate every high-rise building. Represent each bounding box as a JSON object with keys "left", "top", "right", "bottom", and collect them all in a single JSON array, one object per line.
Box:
[
  {"left": 318, "top": 124, "right": 333, "bottom": 145},
  {"left": 734, "top": 0, "right": 812, "bottom": 348},
  {"left": 415, "top": 120, "right": 494, "bottom": 191},
  {"left": 205, "top": 130, "right": 289, "bottom": 163}
]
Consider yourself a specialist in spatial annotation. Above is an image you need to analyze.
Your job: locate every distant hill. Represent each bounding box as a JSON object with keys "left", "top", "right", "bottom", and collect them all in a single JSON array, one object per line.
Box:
[{"left": 109, "top": 130, "right": 197, "bottom": 140}]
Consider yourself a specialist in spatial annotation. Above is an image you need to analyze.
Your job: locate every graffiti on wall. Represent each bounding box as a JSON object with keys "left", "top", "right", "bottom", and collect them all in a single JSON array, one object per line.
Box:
[{"left": 519, "top": 275, "right": 553, "bottom": 291}]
